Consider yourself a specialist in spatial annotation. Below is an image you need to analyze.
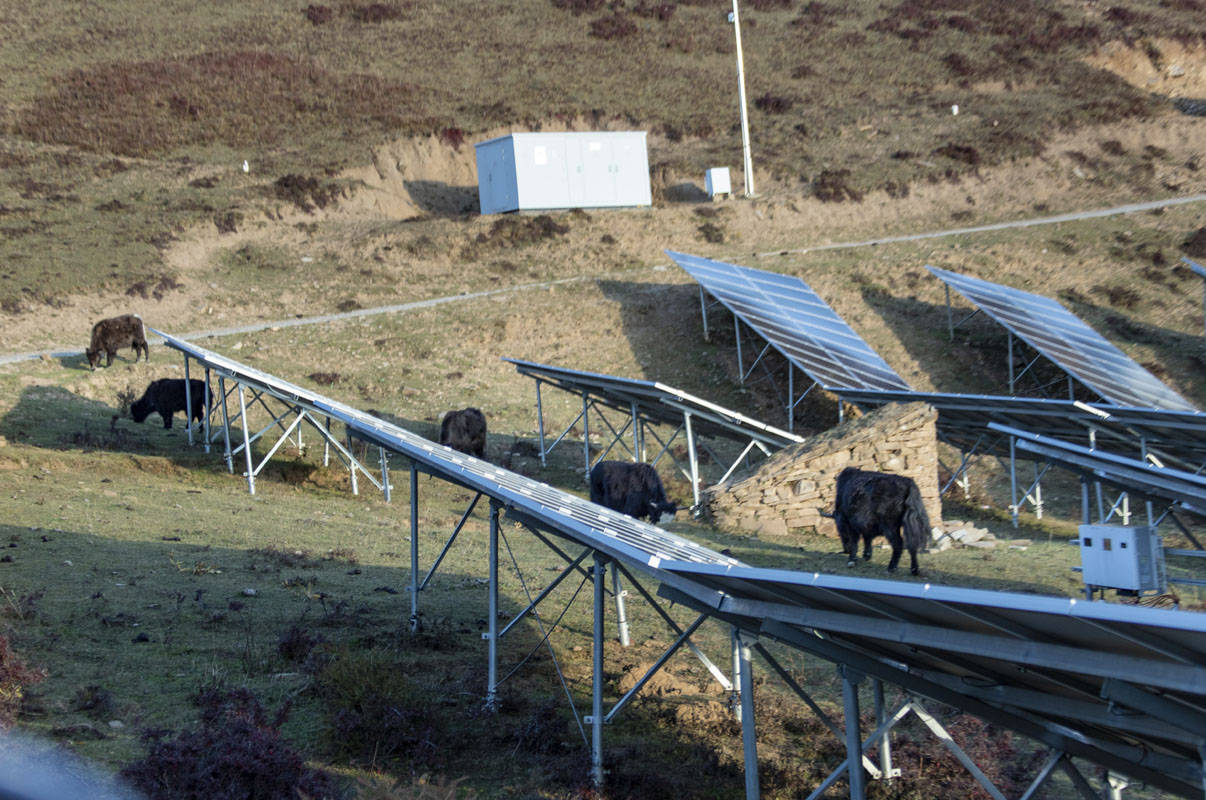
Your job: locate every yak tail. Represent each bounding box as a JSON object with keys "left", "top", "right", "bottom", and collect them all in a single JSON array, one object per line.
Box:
[{"left": 902, "top": 481, "right": 930, "bottom": 550}]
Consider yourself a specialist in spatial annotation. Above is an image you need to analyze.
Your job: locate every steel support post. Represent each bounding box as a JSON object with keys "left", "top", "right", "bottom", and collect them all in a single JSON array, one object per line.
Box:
[
  {"left": 409, "top": 464, "right": 419, "bottom": 632},
  {"left": 347, "top": 430, "right": 359, "bottom": 496},
  {"left": 945, "top": 284, "right": 954, "bottom": 341},
  {"left": 1106, "top": 772, "right": 1129, "bottom": 800},
  {"left": 218, "top": 375, "right": 233, "bottom": 473},
  {"left": 700, "top": 285, "right": 710, "bottom": 340},
  {"left": 630, "top": 401, "right": 640, "bottom": 463},
  {"left": 873, "top": 680, "right": 897, "bottom": 780},
  {"left": 841, "top": 666, "right": 866, "bottom": 800},
  {"left": 323, "top": 417, "right": 331, "bottom": 468},
  {"left": 735, "top": 317, "right": 744, "bottom": 383},
  {"left": 536, "top": 380, "right": 547, "bottom": 468},
  {"left": 202, "top": 367, "right": 212, "bottom": 453},
  {"left": 737, "top": 631, "right": 760, "bottom": 800},
  {"left": 1009, "top": 435, "right": 1019, "bottom": 528},
  {"left": 582, "top": 392, "right": 591, "bottom": 482},
  {"left": 237, "top": 383, "right": 255, "bottom": 495},
  {"left": 591, "top": 554, "right": 605, "bottom": 788},
  {"left": 612, "top": 567, "right": 630, "bottom": 647},
  {"left": 184, "top": 355, "right": 194, "bottom": 447},
  {"left": 731, "top": 626, "right": 743, "bottom": 722},
  {"left": 1008, "top": 333, "right": 1015, "bottom": 396},
  {"left": 685, "top": 412, "right": 701, "bottom": 511},
  {"left": 486, "top": 501, "right": 500, "bottom": 710},
  {"left": 787, "top": 364, "right": 794, "bottom": 432},
  {"left": 379, "top": 448, "right": 391, "bottom": 503}
]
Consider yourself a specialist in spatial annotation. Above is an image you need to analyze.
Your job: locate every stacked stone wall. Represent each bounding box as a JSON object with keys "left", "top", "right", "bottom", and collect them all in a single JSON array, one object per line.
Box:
[{"left": 703, "top": 402, "right": 941, "bottom": 538}]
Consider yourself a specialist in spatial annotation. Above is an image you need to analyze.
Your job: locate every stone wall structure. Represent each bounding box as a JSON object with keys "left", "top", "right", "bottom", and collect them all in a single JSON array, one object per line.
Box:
[{"left": 703, "top": 402, "right": 942, "bottom": 538}]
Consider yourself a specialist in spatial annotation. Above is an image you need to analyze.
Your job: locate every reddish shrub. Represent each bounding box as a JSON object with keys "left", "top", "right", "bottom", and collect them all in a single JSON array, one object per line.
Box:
[
  {"left": 633, "top": 1, "right": 677, "bottom": 20},
  {"left": 440, "top": 127, "right": 466, "bottom": 150},
  {"left": 348, "top": 2, "right": 406, "bottom": 23},
  {"left": 0, "top": 634, "right": 44, "bottom": 728},
  {"left": 120, "top": 688, "right": 338, "bottom": 800},
  {"left": 813, "top": 169, "right": 863, "bottom": 202},
  {"left": 933, "top": 143, "right": 981, "bottom": 166}
]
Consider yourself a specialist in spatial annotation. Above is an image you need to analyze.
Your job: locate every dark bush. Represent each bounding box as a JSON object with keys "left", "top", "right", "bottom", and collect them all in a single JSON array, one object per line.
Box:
[
  {"left": 477, "top": 214, "right": 569, "bottom": 248},
  {"left": 933, "top": 143, "right": 981, "bottom": 166},
  {"left": 120, "top": 688, "right": 338, "bottom": 800},
  {"left": 812, "top": 169, "right": 863, "bottom": 202},
  {"left": 349, "top": 3, "right": 406, "bottom": 23},
  {"left": 278, "top": 624, "right": 324, "bottom": 663},
  {"left": 942, "top": 51, "right": 976, "bottom": 77},
  {"left": 1181, "top": 227, "right": 1206, "bottom": 259},
  {"left": 754, "top": 93, "right": 794, "bottom": 113},
  {"left": 440, "top": 127, "right": 466, "bottom": 150},
  {"left": 633, "top": 1, "right": 677, "bottom": 19},
  {"left": 552, "top": 0, "right": 605, "bottom": 14},
  {"left": 274, "top": 174, "right": 343, "bottom": 213},
  {"left": 590, "top": 12, "right": 639, "bottom": 39},
  {"left": 304, "top": 4, "right": 334, "bottom": 24},
  {"left": 697, "top": 223, "right": 725, "bottom": 243}
]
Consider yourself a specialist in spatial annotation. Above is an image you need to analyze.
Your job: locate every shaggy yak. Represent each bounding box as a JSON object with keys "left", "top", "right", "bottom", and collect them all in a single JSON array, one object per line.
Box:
[
  {"left": 131, "top": 378, "right": 209, "bottom": 429},
  {"left": 589, "top": 461, "right": 677, "bottom": 525},
  {"left": 833, "top": 467, "right": 930, "bottom": 575},
  {"left": 439, "top": 407, "right": 487, "bottom": 459},
  {"left": 86, "top": 314, "right": 148, "bottom": 369}
]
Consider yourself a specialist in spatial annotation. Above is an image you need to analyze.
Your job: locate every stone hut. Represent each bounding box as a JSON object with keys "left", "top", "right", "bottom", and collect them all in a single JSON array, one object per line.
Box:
[{"left": 703, "top": 401, "right": 941, "bottom": 538}]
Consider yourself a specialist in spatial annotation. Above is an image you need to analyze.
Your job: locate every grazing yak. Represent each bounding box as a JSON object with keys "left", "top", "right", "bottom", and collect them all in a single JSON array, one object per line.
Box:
[
  {"left": 589, "top": 461, "right": 677, "bottom": 525},
  {"left": 833, "top": 467, "right": 929, "bottom": 576},
  {"left": 86, "top": 314, "right": 148, "bottom": 369},
  {"left": 439, "top": 407, "right": 487, "bottom": 459},
  {"left": 131, "top": 378, "right": 209, "bottom": 429}
]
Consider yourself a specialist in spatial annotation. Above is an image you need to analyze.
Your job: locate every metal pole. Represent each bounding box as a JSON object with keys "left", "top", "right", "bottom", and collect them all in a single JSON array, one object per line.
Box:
[
  {"left": 202, "top": 367, "right": 211, "bottom": 453},
  {"left": 612, "top": 567, "right": 630, "bottom": 647},
  {"left": 700, "top": 285, "right": 710, "bottom": 340},
  {"left": 582, "top": 392, "right": 591, "bottom": 481},
  {"left": 591, "top": 554, "right": 605, "bottom": 787},
  {"left": 731, "top": 0, "right": 755, "bottom": 197},
  {"left": 841, "top": 666, "right": 866, "bottom": 800},
  {"left": 1007, "top": 333, "right": 1015, "bottom": 396},
  {"left": 731, "top": 626, "right": 743, "bottom": 722},
  {"left": 631, "top": 401, "right": 640, "bottom": 463},
  {"left": 536, "top": 380, "right": 547, "bottom": 468},
  {"left": 1008, "top": 435, "right": 1019, "bottom": 528},
  {"left": 323, "top": 417, "right": 331, "bottom": 467},
  {"left": 237, "top": 383, "right": 255, "bottom": 495},
  {"left": 486, "top": 501, "right": 500, "bottom": 710},
  {"left": 737, "top": 631, "right": 760, "bottom": 800},
  {"left": 787, "top": 363, "right": 794, "bottom": 432},
  {"left": 945, "top": 284, "right": 954, "bottom": 342},
  {"left": 735, "top": 317, "right": 744, "bottom": 383},
  {"left": 685, "top": 412, "right": 701, "bottom": 511},
  {"left": 410, "top": 464, "right": 419, "bottom": 632},
  {"left": 379, "top": 448, "right": 391, "bottom": 503},
  {"left": 218, "top": 375, "right": 233, "bottom": 473},
  {"left": 184, "top": 356, "right": 194, "bottom": 446},
  {"left": 873, "top": 680, "right": 896, "bottom": 780}
]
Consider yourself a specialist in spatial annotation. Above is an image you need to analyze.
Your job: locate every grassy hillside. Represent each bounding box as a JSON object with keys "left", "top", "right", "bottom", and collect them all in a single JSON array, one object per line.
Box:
[{"left": 1, "top": 0, "right": 1204, "bottom": 798}]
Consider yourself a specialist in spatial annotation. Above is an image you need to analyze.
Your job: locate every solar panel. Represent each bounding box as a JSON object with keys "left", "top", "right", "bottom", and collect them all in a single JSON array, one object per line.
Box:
[
  {"left": 667, "top": 250, "right": 912, "bottom": 392},
  {"left": 503, "top": 357, "right": 803, "bottom": 447},
  {"left": 929, "top": 266, "right": 1198, "bottom": 412},
  {"left": 659, "top": 562, "right": 1206, "bottom": 797},
  {"left": 992, "top": 423, "right": 1206, "bottom": 513}
]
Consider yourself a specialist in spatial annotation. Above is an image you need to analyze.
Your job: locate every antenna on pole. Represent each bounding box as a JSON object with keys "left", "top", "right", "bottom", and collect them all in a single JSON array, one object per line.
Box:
[{"left": 730, "top": 0, "right": 756, "bottom": 198}]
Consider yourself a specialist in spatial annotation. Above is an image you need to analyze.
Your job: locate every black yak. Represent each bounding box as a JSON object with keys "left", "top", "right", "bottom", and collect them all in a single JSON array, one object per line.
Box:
[
  {"left": 86, "top": 314, "right": 148, "bottom": 369},
  {"left": 833, "top": 467, "right": 930, "bottom": 576},
  {"left": 589, "top": 461, "right": 677, "bottom": 525},
  {"left": 439, "top": 407, "right": 487, "bottom": 459},
  {"left": 131, "top": 378, "right": 209, "bottom": 429}
]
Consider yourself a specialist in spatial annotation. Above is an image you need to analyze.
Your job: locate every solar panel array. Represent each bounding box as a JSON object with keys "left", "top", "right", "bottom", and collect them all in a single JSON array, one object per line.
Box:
[
  {"left": 667, "top": 250, "right": 912, "bottom": 392},
  {"left": 835, "top": 388, "right": 1206, "bottom": 469},
  {"left": 992, "top": 423, "right": 1206, "bottom": 512},
  {"left": 504, "top": 357, "right": 803, "bottom": 448},
  {"left": 663, "top": 562, "right": 1206, "bottom": 798},
  {"left": 152, "top": 330, "right": 739, "bottom": 570},
  {"left": 156, "top": 329, "right": 1206, "bottom": 797},
  {"left": 929, "top": 266, "right": 1198, "bottom": 412}
]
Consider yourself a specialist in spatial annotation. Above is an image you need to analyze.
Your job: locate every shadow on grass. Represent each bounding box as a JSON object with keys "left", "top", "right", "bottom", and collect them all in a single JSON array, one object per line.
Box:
[{"left": 0, "top": 520, "right": 764, "bottom": 798}]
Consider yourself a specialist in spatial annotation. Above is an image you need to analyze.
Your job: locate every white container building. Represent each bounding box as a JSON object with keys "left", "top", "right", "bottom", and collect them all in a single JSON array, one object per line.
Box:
[{"left": 474, "top": 131, "right": 652, "bottom": 215}]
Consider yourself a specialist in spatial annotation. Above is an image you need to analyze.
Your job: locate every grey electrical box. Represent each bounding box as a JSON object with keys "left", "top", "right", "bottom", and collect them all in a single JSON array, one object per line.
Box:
[
  {"left": 474, "top": 131, "right": 652, "bottom": 215},
  {"left": 1078, "top": 524, "right": 1166, "bottom": 593}
]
